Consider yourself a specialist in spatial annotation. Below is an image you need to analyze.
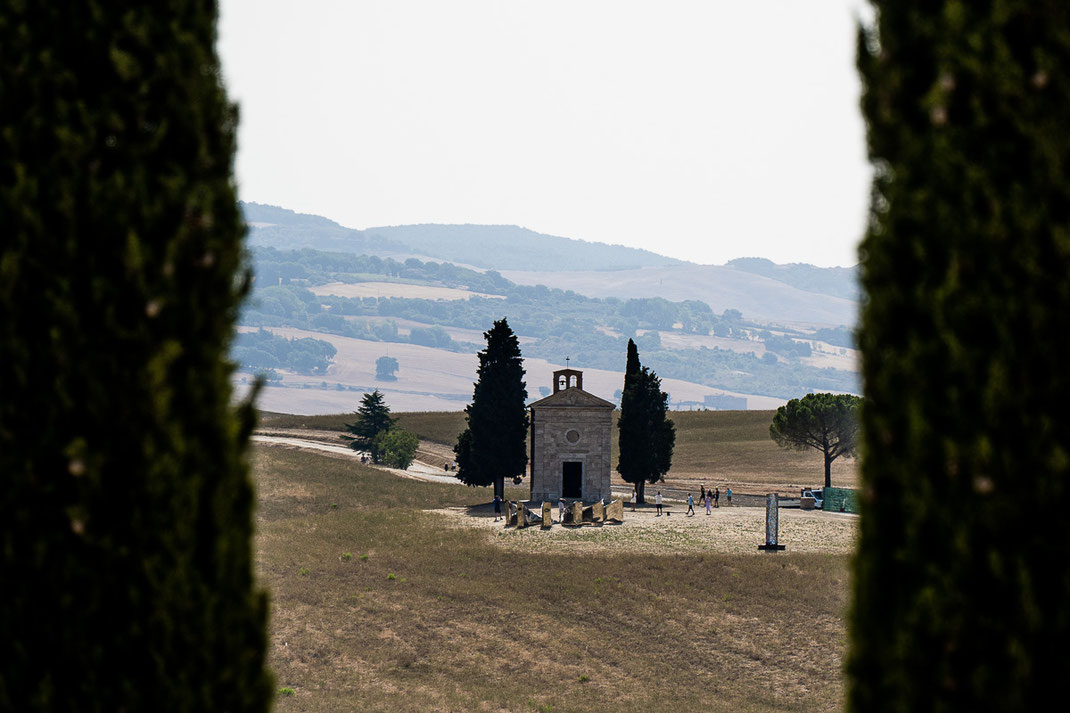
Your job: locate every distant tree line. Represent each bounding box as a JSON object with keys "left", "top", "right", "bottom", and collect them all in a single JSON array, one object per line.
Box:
[
  {"left": 242, "top": 286, "right": 464, "bottom": 351},
  {"left": 240, "top": 249, "right": 861, "bottom": 399},
  {"left": 251, "top": 247, "right": 514, "bottom": 294},
  {"left": 726, "top": 257, "right": 860, "bottom": 301},
  {"left": 811, "top": 326, "right": 855, "bottom": 350},
  {"left": 233, "top": 328, "right": 337, "bottom": 375},
  {"left": 250, "top": 248, "right": 747, "bottom": 338},
  {"left": 757, "top": 331, "right": 813, "bottom": 359}
]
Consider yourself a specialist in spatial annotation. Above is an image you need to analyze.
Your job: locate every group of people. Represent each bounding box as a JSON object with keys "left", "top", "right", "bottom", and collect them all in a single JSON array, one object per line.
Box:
[
  {"left": 630, "top": 484, "right": 733, "bottom": 517},
  {"left": 683, "top": 485, "right": 732, "bottom": 515}
]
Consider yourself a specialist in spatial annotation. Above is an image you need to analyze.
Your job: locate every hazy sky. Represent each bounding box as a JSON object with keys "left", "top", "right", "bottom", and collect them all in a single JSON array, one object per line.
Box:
[{"left": 219, "top": 1, "right": 873, "bottom": 268}]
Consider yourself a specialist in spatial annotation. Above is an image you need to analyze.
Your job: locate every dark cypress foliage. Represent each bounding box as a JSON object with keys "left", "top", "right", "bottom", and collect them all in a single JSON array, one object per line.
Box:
[
  {"left": 624, "top": 338, "right": 641, "bottom": 385},
  {"left": 616, "top": 342, "right": 675, "bottom": 503},
  {"left": 454, "top": 319, "right": 529, "bottom": 499},
  {"left": 848, "top": 4, "right": 1070, "bottom": 711},
  {"left": 0, "top": 3, "right": 271, "bottom": 712}
]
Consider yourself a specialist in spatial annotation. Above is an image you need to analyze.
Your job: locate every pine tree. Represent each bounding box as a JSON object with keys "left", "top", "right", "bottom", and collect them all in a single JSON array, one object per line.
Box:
[
  {"left": 616, "top": 343, "right": 675, "bottom": 503},
  {"left": 769, "top": 393, "right": 860, "bottom": 489},
  {"left": 0, "top": 3, "right": 271, "bottom": 711},
  {"left": 454, "top": 319, "right": 529, "bottom": 499},
  {"left": 343, "top": 390, "right": 397, "bottom": 463},
  {"left": 848, "top": 4, "right": 1070, "bottom": 711}
]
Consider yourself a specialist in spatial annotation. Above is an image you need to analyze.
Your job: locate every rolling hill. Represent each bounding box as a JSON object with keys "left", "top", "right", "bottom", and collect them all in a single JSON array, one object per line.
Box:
[{"left": 237, "top": 203, "right": 861, "bottom": 414}]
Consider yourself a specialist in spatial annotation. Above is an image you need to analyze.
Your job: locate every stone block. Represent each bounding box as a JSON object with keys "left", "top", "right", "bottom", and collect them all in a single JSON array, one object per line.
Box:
[
  {"left": 800, "top": 496, "right": 815, "bottom": 511},
  {"left": 506, "top": 502, "right": 517, "bottom": 527},
  {"left": 571, "top": 501, "right": 583, "bottom": 526},
  {"left": 542, "top": 501, "right": 552, "bottom": 528},
  {"left": 593, "top": 500, "right": 605, "bottom": 523},
  {"left": 606, "top": 498, "right": 623, "bottom": 522}
]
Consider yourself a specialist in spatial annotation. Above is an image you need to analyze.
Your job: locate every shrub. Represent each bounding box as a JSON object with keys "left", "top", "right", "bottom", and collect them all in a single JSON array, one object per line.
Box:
[{"left": 373, "top": 428, "right": 419, "bottom": 469}]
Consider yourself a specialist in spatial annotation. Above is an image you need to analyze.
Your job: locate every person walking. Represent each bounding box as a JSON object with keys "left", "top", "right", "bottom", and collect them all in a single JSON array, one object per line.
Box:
[
  {"left": 493, "top": 495, "right": 502, "bottom": 522},
  {"left": 655, "top": 490, "right": 663, "bottom": 516},
  {"left": 630, "top": 489, "right": 637, "bottom": 512},
  {"left": 687, "top": 493, "right": 695, "bottom": 516},
  {"left": 726, "top": 486, "right": 732, "bottom": 505},
  {"left": 714, "top": 487, "right": 720, "bottom": 508},
  {"left": 705, "top": 491, "right": 712, "bottom": 515},
  {"left": 700, "top": 484, "right": 706, "bottom": 503}
]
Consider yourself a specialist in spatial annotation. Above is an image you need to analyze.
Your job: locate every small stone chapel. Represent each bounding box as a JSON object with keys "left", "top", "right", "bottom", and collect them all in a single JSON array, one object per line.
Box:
[{"left": 528, "top": 368, "right": 615, "bottom": 503}]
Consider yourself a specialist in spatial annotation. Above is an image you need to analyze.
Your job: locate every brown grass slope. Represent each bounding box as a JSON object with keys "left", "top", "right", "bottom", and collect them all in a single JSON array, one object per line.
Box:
[
  {"left": 260, "top": 409, "right": 858, "bottom": 494},
  {"left": 255, "top": 446, "right": 850, "bottom": 713}
]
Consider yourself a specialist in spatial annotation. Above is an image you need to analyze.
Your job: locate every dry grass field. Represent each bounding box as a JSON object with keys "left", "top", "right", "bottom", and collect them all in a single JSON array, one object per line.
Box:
[
  {"left": 236, "top": 325, "right": 784, "bottom": 414},
  {"left": 308, "top": 281, "right": 506, "bottom": 301},
  {"left": 259, "top": 409, "right": 859, "bottom": 495},
  {"left": 255, "top": 445, "right": 853, "bottom": 713}
]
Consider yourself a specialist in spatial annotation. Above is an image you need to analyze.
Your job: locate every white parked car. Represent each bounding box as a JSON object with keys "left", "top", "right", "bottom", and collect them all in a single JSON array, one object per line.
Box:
[{"left": 802, "top": 489, "right": 824, "bottom": 509}]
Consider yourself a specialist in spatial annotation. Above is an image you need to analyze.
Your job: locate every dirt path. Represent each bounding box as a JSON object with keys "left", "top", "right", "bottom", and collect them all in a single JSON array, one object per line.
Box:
[{"left": 251, "top": 434, "right": 462, "bottom": 485}]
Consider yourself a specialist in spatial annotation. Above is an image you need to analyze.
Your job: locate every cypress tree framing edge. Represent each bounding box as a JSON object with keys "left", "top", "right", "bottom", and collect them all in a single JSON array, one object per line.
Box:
[
  {"left": 0, "top": 3, "right": 272, "bottom": 711},
  {"left": 848, "top": 4, "right": 1070, "bottom": 712}
]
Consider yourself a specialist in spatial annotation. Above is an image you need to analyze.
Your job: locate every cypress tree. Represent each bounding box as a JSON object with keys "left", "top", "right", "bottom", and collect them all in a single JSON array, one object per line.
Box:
[
  {"left": 454, "top": 318, "right": 529, "bottom": 499},
  {"left": 849, "top": 4, "right": 1070, "bottom": 711},
  {"left": 624, "top": 337, "right": 641, "bottom": 385},
  {"left": 0, "top": 3, "right": 271, "bottom": 711},
  {"left": 617, "top": 343, "right": 675, "bottom": 503}
]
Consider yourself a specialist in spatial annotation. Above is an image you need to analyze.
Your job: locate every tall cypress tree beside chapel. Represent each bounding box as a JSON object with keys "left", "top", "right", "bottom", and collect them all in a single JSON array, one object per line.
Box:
[
  {"left": 455, "top": 318, "right": 529, "bottom": 499},
  {"left": 849, "top": 4, "right": 1070, "bottom": 712},
  {"left": 617, "top": 340, "right": 675, "bottom": 503},
  {"left": 624, "top": 337, "right": 641, "bottom": 389},
  {"left": 0, "top": 3, "right": 271, "bottom": 711}
]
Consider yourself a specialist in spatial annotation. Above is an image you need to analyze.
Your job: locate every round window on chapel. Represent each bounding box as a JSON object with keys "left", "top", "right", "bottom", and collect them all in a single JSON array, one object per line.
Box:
[{"left": 565, "top": 429, "right": 581, "bottom": 444}]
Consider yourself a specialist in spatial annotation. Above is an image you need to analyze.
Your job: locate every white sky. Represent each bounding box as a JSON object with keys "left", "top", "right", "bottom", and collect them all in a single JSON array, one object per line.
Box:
[{"left": 218, "top": 1, "right": 872, "bottom": 268}]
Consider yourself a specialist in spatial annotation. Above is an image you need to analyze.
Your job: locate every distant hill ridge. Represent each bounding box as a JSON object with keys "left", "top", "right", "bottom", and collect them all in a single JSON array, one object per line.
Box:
[
  {"left": 362, "top": 223, "right": 682, "bottom": 272},
  {"left": 726, "top": 257, "right": 859, "bottom": 301},
  {"left": 240, "top": 202, "right": 858, "bottom": 304},
  {"left": 242, "top": 202, "right": 408, "bottom": 256},
  {"left": 242, "top": 202, "right": 682, "bottom": 272}
]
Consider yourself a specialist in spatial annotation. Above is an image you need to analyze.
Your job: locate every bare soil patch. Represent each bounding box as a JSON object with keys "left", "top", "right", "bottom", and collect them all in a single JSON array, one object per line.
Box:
[{"left": 307, "top": 281, "right": 505, "bottom": 301}]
